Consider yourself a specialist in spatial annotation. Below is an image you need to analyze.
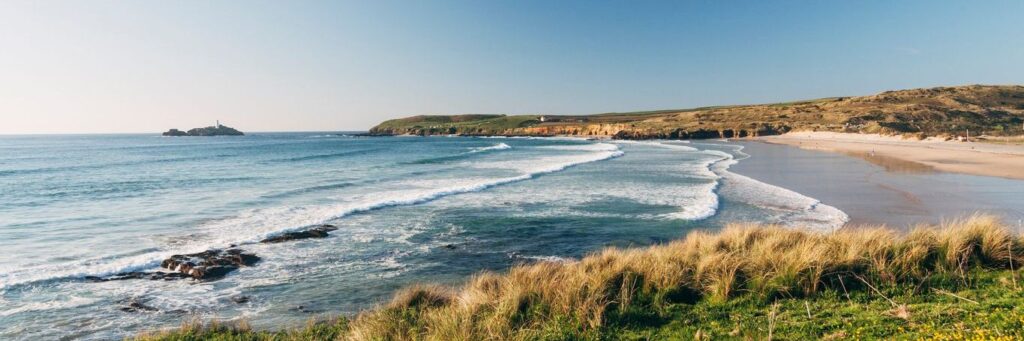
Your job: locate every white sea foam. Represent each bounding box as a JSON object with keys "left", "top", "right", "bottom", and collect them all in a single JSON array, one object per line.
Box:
[
  {"left": 605, "top": 140, "right": 847, "bottom": 228},
  {"left": 613, "top": 140, "right": 699, "bottom": 152},
  {"left": 539, "top": 143, "right": 620, "bottom": 152},
  {"left": 458, "top": 142, "right": 722, "bottom": 222},
  {"left": 514, "top": 255, "right": 575, "bottom": 263},
  {"left": 481, "top": 135, "right": 593, "bottom": 142},
  {"left": 0, "top": 143, "right": 623, "bottom": 289},
  {"left": 0, "top": 295, "right": 98, "bottom": 317},
  {"left": 469, "top": 143, "right": 511, "bottom": 153},
  {"left": 702, "top": 145, "right": 849, "bottom": 231}
]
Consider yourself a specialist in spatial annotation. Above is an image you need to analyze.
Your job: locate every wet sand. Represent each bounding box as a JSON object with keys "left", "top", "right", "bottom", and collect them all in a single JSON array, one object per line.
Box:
[
  {"left": 729, "top": 141, "right": 1024, "bottom": 229},
  {"left": 761, "top": 132, "right": 1024, "bottom": 180}
]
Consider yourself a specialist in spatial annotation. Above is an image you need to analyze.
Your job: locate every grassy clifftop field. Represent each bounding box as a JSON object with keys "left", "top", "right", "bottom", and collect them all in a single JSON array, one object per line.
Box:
[
  {"left": 139, "top": 215, "right": 1024, "bottom": 340},
  {"left": 369, "top": 85, "right": 1024, "bottom": 139}
]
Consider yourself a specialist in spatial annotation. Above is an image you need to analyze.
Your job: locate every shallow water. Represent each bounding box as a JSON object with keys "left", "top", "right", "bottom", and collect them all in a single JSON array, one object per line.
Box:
[
  {"left": 731, "top": 141, "right": 1024, "bottom": 228},
  {"left": 0, "top": 133, "right": 863, "bottom": 339}
]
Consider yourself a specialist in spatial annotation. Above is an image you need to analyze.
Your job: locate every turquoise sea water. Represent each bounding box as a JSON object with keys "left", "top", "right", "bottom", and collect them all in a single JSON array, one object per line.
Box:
[{"left": 1, "top": 133, "right": 854, "bottom": 339}]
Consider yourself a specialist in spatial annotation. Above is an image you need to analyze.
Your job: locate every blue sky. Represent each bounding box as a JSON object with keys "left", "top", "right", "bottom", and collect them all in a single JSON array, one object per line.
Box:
[{"left": 2, "top": 1, "right": 1022, "bottom": 133}]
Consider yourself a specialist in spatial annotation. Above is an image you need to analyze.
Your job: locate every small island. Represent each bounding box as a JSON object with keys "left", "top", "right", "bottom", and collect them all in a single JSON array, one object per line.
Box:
[{"left": 163, "top": 121, "right": 244, "bottom": 136}]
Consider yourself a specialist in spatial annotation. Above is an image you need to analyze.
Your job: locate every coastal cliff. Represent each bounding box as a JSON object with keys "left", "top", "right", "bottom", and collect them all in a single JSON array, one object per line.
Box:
[
  {"left": 369, "top": 85, "right": 1024, "bottom": 139},
  {"left": 163, "top": 125, "right": 244, "bottom": 136}
]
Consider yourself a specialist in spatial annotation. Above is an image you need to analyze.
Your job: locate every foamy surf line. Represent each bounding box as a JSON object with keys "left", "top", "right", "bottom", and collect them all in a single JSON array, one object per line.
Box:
[
  {"left": 700, "top": 145, "right": 849, "bottom": 231},
  {"left": 612, "top": 139, "right": 847, "bottom": 228},
  {"left": 469, "top": 143, "right": 511, "bottom": 153},
  {"left": 0, "top": 145, "right": 623, "bottom": 290}
]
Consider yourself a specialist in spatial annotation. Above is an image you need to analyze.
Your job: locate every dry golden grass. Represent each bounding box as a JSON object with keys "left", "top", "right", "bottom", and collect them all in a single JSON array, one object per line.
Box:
[
  {"left": 341, "top": 214, "right": 1023, "bottom": 341},
  {"left": 134, "top": 214, "right": 1023, "bottom": 341}
]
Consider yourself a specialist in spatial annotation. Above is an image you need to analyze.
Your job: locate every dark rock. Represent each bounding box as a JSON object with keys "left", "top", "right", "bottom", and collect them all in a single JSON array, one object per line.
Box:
[
  {"left": 260, "top": 224, "right": 338, "bottom": 243},
  {"left": 119, "top": 298, "right": 159, "bottom": 313},
  {"left": 289, "top": 304, "right": 323, "bottom": 314},
  {"left": 162, "top": 129, "right": 188, "bottom": 136},
  {"left": 160, "top": 248, "right": 261, "bottom": 280},
  {"left": 443, "top": 244, "right": 457, "bottom": 250},
  {"left": 86, "top": 249, "right": 259, "bottom": 283},
  {"left": 230, "top": 295, "right": 250, "bottom": 304}
]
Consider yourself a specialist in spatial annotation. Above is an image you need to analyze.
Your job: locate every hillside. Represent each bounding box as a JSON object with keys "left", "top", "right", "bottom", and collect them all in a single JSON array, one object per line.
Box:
[{"left": 369, "top": 85, "right": 1024, "bottom": 139}]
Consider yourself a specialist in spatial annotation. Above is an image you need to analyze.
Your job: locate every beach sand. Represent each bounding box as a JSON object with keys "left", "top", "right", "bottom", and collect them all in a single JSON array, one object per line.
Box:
[
  {"left": 761, "top": 132, "right": 1024, "bottom": 180},
  {"left": 728, "top": 140, "right": 1024, "bottom": 228}
]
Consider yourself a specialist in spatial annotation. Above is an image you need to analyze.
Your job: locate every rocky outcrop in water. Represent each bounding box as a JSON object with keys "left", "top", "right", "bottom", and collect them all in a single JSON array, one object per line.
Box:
[
  {"left": 119, "top": 298, "right": 160, "bottom": 313},
  {"left": 162, "top": 124, "right": 244, "bottom": 136},
  {"left": 89, "top": 248, "right": 261, "bottom": 282},
  {"left": 160, "top": 249, "right": 260, "bottom": 280},
  {"left": 87, "top": 225, "right": 341, "bottom": 284},
  {"left": 260, "top": 224, "right": 338, "bottom": 243}
]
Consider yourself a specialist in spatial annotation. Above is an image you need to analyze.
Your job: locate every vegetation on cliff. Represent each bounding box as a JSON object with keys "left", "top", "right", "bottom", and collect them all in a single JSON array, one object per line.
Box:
[
  {"left": 137, "top": 215, "right": 1024, "bottom": 340},
  {"left": 369, "top": 85, "right": 1024, "bottom": 139}
]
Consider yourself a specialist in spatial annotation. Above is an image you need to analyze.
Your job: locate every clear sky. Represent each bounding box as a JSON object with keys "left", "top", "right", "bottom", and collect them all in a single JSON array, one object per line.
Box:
[{"left": 2, "top": 1, "right": 1022, "bottom": 134}]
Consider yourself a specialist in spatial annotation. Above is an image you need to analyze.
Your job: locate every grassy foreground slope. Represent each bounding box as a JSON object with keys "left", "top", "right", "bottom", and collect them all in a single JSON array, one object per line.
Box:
[
  {"left": 369, "top": 85, "right": 1024, "bottom": 139},
  {"left": 139, "top": 215, "right": 1024, "bottom": 340}
]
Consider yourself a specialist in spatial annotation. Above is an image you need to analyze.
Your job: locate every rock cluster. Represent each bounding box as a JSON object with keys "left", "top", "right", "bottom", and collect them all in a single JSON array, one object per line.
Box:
[
  {"left": 260, "top": 224, "right": 338, "bottom": 243},
  {"left": 86, "top": 249, "right": 260, "bottom": 282},
  {"left": 160, "top": 249, "right": 261, "bottom": 280},
  {"left": 86, "top": 224, "right": 339, "bottom": 284}
]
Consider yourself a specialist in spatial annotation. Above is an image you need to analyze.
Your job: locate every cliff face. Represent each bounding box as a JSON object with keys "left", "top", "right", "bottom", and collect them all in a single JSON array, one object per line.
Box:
[{"left": 369, "top": 85, "right": 1024, "bottom": 139}]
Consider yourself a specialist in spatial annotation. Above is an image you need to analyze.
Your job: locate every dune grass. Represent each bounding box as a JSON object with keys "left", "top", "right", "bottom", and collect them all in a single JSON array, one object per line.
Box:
[{"left": 135, "top": 215, "right": 1024, "bottom": 340}]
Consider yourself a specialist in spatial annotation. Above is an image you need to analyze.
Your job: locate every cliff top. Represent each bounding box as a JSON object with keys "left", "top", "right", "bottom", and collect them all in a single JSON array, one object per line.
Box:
[{"left": 370, "top": 85, "right": 1024, "bottom": 138}]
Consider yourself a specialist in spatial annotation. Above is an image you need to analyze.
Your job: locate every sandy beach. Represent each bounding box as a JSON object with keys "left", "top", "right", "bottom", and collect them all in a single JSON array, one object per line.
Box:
[
  {"left": 728, "top": 140, "right": 1024, "bottom": 227},
  {"left": 761, "top": 132, "right": 1024, "bottom": 180}
]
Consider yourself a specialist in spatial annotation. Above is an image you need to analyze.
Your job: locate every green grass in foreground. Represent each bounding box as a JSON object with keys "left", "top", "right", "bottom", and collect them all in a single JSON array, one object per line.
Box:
[
  {"left": 136, "top": 216, "right": 1024, "bottom": 340},
  {"left": 612, "top": 270, "right": 1024, "bottom": 340},
  {"left": 133, "top": 271, "right": 1024, "bottom": 340}
]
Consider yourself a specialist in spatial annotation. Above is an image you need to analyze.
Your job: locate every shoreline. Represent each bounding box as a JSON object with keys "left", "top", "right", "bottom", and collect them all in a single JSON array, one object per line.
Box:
[
  {"left": 726, "top": 139, "right": 1024, "bottom": 227},
  {"left": 760, "top": 131, "right": 1024, "bottom": 180}
]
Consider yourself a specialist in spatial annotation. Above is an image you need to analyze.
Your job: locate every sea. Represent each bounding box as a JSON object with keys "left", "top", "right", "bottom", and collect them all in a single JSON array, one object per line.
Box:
[{"left": 1, "top": 131, "right": 927, "bottom": 340}]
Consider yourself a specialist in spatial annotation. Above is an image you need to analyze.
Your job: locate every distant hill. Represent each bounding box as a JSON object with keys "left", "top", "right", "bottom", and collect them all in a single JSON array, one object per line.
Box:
[
  {"left": 369, "top": 85, "right": 1024, "bottom": 139},
  {"left": 163, "top": 125, "right": 244, "bottom": 136}
]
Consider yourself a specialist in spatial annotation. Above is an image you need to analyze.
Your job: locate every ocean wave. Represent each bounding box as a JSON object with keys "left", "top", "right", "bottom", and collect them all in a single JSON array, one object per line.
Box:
[
  {"left": 702, "top": 145, "right": 849, "bottom": 231},
  {"left": 538, "top": 143, "right": 620, "bottom": 152},
  {"left": 469, "top": 143, "right": 511, "bottom": 153},
  {"left": 0, "top": 144, "right": 623, "bottom": 290},
  {"left": 0, "top": 155, "right": 223, "bottom": 178},
  {"left": 511, "top": 254, "right": 575, "bottom": 263},
  {"left": 612, "top": 140, "right": 699, "bottom": 152},
  {"left": 259, "top": 181, "right": 356, "bottom": 200},
  {"left": 264, "top": 148, "right": 380, "bottom": 163},
  {"left": 0, "top": 295, "right": 99, "bottom": 318},
  {"left": 627, "top": 142, "right": 846, "bottom": 228},
  {"left": 479, "top": 136, "right": 594, "bottom": 141},
  {"left": 405, "top": 143, "right": 512, "bottom": 164}
]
